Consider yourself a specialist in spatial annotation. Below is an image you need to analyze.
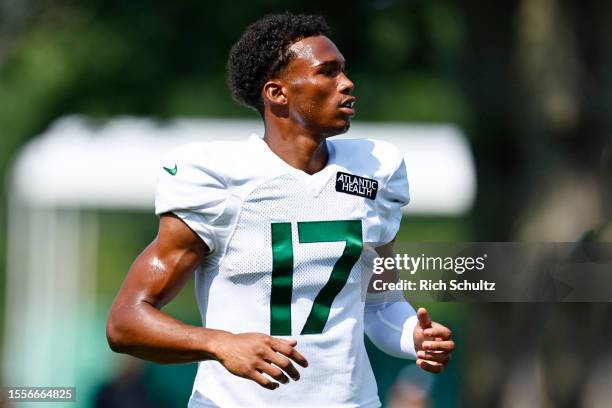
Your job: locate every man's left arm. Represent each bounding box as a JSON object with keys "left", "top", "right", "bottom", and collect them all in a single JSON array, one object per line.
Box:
[{"left": 364, "top": 240, "right": 454, "bottom": 374}]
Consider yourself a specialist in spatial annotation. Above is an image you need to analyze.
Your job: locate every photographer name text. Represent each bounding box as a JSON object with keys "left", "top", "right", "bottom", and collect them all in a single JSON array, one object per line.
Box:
[
  {"left": 371, "top": 253, "right": 495, "bottom": 292},
  {"left": 372, "top": 279, "right": 496, "bottom": 292}
]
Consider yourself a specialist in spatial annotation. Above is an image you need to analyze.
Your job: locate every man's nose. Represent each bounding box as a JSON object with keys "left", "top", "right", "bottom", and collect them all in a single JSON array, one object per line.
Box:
[{"left": 338, "top": 72, "right": 354, "bottom": 94}]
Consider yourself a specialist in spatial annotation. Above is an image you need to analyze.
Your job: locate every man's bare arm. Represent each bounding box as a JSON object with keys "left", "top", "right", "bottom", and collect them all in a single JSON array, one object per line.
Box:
[
  {"left": 106, "top": 213, "right": 307, "bottom": 389},
  {"left": 106, "top": 213, "right": 215, "bottom": 362}
]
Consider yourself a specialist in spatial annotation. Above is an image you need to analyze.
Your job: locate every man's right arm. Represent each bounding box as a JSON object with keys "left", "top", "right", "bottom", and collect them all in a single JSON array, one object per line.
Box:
[{"left": 106, "top": 213, "right": 308, "bottom": 389}]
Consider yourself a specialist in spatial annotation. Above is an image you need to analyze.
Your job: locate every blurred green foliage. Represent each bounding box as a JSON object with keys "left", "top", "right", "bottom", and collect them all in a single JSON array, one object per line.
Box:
[{"left": 0, "top": 0, "right": 472, "bottom": 167}]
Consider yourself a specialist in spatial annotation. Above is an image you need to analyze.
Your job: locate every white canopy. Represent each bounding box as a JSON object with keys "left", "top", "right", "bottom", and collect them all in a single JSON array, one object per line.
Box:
[{"left": 11, "top": 116, "right": 476, "bottom": 214}]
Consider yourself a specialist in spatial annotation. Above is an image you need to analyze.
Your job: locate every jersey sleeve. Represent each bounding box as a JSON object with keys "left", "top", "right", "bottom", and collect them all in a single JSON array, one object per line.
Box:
[
  {"left": 155, "top": 144, "right": 228, "bottom": 253},
  {"left": 377, "top": 151, "right": 410, "bottom": 245}
]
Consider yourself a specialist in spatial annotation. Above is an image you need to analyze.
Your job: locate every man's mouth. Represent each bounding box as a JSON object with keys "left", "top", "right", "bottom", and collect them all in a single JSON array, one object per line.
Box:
[{"left": 339, "top": 98, "right": 356, "bottom": 115}]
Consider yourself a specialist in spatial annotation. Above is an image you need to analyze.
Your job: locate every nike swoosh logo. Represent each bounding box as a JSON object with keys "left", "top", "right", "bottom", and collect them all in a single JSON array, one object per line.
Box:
[{"left": 163, "top": 164, "right": 177, "bottom": 176}]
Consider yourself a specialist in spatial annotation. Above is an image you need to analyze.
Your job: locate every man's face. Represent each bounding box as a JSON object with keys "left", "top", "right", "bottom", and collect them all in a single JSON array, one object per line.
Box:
[{"left": 279, "top": 35, "right": 355, "bottom": 137}]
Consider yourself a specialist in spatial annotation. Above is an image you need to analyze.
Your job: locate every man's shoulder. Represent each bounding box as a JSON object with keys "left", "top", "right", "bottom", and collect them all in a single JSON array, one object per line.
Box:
[
  {"left": 163, "top": 139, "right": 252, "bottom": 161},
  {"left": 329, "top": 137, "right": 404, "bottom": 177},
  {"left": 161, "top": 138, "right": 257, "bottom": 175}
]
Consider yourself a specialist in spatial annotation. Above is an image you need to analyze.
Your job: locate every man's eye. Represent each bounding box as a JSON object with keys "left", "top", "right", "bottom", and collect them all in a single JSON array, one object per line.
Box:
[{"left": 320, "top": 67, "right": 339, "bottom": 76}]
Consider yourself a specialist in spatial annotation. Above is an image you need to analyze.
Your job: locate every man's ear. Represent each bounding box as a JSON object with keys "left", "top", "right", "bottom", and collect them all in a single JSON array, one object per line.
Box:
[{"left": 262, "top": 80, "right": 288, "bottom": 106}]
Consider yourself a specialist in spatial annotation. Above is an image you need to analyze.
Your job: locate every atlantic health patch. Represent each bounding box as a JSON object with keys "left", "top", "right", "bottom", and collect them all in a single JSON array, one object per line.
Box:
[{"left": 335, "top": 172, "right": 378, "bottom": 200}]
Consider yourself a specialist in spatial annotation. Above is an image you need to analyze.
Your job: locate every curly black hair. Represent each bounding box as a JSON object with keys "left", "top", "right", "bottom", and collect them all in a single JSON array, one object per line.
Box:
[{"left": 227, "top": 12, "right": 331, "bottom": 114}]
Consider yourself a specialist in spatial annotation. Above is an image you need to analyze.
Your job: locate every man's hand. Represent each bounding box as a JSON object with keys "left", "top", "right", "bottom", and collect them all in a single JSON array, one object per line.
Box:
[
  {"left": 213, "top": 332, "right": 309, "bottom": 390},
  {"left": 413, "top": 307, "right": 454, "bottom": 374}
]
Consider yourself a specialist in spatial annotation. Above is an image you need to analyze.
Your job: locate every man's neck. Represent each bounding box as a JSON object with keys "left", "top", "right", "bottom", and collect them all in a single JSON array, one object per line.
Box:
[{"left": 263, "top": 123, "right": 329, "bottom": 175}]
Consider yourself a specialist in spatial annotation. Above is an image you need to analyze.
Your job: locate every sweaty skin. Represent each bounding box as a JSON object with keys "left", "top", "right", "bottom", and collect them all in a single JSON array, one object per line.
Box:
[
  {"left": 107, "top": 35, "right": 453, "bottom": 391},
  {"left": 107, "top": 213, "right": 308, "bottom": 390},
  {"left": 261, "top": 36, "right": 355, "bottom": 174}
]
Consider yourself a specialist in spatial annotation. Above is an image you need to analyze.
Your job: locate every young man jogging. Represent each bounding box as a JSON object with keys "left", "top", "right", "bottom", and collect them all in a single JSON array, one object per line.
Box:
[{"left": 107, "top": 13, "right": 454, "bottom": 407}]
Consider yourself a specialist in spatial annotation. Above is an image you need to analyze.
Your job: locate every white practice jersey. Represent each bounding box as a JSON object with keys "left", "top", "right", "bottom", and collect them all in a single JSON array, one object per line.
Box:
[{"left": 155, "top": 134, "right": 410, "bottom": 408}]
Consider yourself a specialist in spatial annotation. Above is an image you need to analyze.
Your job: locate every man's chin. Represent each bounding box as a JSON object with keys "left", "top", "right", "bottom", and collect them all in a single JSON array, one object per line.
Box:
[{"left": 324, "top": 119, "right": 351, "bottom": 138}]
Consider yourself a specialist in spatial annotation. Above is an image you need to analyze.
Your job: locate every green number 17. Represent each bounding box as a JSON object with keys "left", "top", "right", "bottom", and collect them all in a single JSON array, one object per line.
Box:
[{"left": 270, "top": 220, "right": 363, "bottom": 335}]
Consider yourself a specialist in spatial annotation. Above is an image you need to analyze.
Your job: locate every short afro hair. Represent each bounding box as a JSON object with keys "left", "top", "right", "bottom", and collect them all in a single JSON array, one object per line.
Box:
[{"left": 227, "top": 12, "right": 331, "bottom": 113}]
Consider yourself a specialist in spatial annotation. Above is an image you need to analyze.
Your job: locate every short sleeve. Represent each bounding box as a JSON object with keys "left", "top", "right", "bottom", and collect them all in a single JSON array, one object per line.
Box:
[
  {"left": 377, "top": 156, "right": 410, "bottom": 245},
  {"left": 155, "top": 144, "right": 228, "bottom": 253}
]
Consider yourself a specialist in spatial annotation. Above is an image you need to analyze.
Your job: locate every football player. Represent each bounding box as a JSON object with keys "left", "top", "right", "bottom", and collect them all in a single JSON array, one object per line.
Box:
[{"left": 107, "top": 12, "right": 454, "bottom": 407}]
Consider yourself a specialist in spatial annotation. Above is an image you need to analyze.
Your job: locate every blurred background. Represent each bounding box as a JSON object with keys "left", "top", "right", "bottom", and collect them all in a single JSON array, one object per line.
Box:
[{"left": 1, "top": 0, "right": 611, "bottom": 407}]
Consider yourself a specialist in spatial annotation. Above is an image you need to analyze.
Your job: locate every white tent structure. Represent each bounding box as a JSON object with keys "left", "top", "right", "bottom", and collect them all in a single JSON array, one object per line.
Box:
[{"left": 3, "top": 116, "right": 476, "bottom": 394}]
